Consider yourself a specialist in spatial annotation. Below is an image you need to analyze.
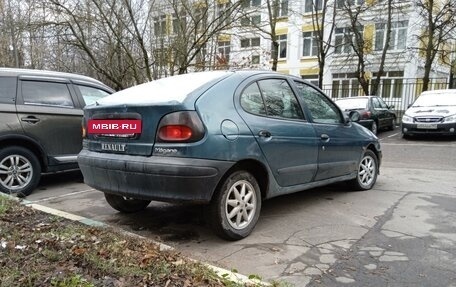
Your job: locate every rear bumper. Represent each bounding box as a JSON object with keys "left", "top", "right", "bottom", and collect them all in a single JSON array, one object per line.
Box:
[
  {"left": 401, "top": 123, "right": 456, "bottom": 136},
  {"left": 77, "top": 150, "right": 234, "bottom": 203}
]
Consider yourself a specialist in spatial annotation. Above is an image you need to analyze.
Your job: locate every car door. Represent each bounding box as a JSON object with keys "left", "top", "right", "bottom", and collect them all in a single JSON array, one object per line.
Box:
[
  {"left": 376, "top": 96, "right": 395, "bottom": 127},
  {"left": 237, "top": 78, "right": 318, "bottom": 187},
  {"left": 372, "top": 97, "right": 389, "bottom": 129},
  {"left": 293, "top": 81, "right": 360, "bottom": 181},
  {"left": 16, "top": 78, "right": 83, "bottom": 166}
]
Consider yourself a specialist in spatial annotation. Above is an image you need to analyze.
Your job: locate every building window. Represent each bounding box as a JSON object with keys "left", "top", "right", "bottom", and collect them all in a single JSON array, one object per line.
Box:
[
  {"left": 332, "top": 73, "right": 361, "bottom": 98},
  {"left": 278, "top": 34, "right": 287, "bottom": 58},
  {"left": 242, "top": 0, "right": 261, "bottom": 8},
  {"left": 336, "top": 0, "right": 364, "bottom": 8},
  {"left": 334, "top": 26, "right": 363, "bottom": 54},
  {"left": 304, "top": 0, "right": 322, "bottom": 13},
  {"left": 194, "top": 8, "right": 207, "bottom": 33},
  {"left": 279, "top": 0, "right": 288, "bottom": 17},
  {"left": 241, "top": 15, "right": 261, "bottom": 26},
  {"left": 154, "top": 15, "right": 167, "bottom": 36},
  {"left": 196, "top": 43, "right": 207, "bottom": 67},
  {"left": 375, "top": 21, "right": 408, "bottom": 51},
  {"left": 217, "top": 3, "right": 231, "bottom": 27},
  {"left": 303, "top": 31, "right": 318, "bottom": 56},
  {"left": 217, "top": 41, "right": 231, "bottom": 63},
  {"left": 241, "top": 37, "right": 261, "bottom": 48},
  {"left": 372, "top": 71, "right": 404, "bottom": 99},
  {"left": 252, "top": 55, "right": 260, "bottom": 64},
  {"left": 172, "top": 12, "right": 187, "bottom": 35},
  {"left": 302, "top": 75, "right": 319, "bottom": 86}
]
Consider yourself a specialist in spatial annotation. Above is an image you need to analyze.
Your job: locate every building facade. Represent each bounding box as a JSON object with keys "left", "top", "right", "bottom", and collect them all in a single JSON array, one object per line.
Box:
[{"left": 151, "top": 0, "right": 455, "bottom": 108}]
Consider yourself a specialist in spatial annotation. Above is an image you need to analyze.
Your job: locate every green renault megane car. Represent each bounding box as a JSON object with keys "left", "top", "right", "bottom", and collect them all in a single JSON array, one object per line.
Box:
[{"left": 78, "top": 70, "right": 382, "bottom": 240}]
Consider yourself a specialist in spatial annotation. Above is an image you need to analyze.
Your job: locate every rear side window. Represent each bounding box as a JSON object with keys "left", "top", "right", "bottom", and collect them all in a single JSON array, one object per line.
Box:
[
  {"left": 240, "top": 82, "right": 267, "bottom": 116},
  {"left": 241, "top": 79, "right": 304, "bottom": 120},
  {"left": 0, "top": 76, "right": 17, "bottom": 104},
  {"left": 76, "top": 85, "right": 110, "bottom": 106},
  {"left": 22, "top": 81, "right": 74, "bottom": 107}
]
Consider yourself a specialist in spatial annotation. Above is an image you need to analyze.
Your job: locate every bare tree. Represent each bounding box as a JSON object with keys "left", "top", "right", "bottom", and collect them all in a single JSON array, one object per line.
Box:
[
  {"left": 415, "top": 0, "right": 456, "bottom": 91},
  {"left": 237, "top": 0, "right": 289, "bottom": 71},
  {"left": 45, "top": 0, "right": 157, "bottom": 89},
  {"left": 335, "top": 0, "right": 401, "bottom": 96},
  {"left": 306, "top": 0, "right": 337, "bottom": 88},
  {"left": 370, "top": 0, "right": 393, "bottom": 96},
  {"left": 162, "top": 0, "right": 242, "bottom": 75},
  {"left": 0, "top": 0, "right": 26, "bottom": 67}
]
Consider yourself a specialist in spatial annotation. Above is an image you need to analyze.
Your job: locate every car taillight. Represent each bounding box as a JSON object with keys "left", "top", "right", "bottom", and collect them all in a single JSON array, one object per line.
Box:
[
  {"left": 361, "top": 111, "right": 371, "bottom": 119},
  {"left": 159, "top": 125, "right": 193, "bottom": 141},
  {"left": 156, "top": 111, "right": 205, "bottom": 143}
]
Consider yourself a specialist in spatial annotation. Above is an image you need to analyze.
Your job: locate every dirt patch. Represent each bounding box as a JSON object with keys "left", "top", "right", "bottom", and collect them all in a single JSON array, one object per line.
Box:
[{"left": 0, "top": 197, "right": 246, "bottom": 287}]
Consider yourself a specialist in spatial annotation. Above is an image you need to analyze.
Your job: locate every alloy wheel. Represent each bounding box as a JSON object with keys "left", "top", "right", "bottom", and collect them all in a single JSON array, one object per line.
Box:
[
  {"left": 225, "top": 179, "right": 257, "bottom": 230},
  {"left": 358, "top": 155, "right": 376, "bottom": 187},
  {"left": 0, "top": 155, "right": 33, "bottom": 191}
]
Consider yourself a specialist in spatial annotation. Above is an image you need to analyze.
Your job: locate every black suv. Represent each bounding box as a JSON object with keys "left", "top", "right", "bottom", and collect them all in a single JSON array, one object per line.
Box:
[{"left": 0, "top": 68, "right": 113, "bottom": 196}]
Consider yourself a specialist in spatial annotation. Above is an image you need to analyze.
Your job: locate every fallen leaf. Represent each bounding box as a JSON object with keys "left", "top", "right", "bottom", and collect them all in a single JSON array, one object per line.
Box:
[{"left": 71, "top": 246, "right": 87, "bottom": 255}]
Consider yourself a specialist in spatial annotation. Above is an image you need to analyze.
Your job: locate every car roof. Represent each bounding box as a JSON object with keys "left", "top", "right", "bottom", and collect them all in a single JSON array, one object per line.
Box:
[
  {"left": 0, "top": 67, "right": 108, "bottom": 87},
  {"left": 97, "top": 70, "right": 304, "bottom": 106},
  {"left": 336, "top": 96, "right": 372, "bottom": 100},
  {"left": 420, "top": 89, "right": 456, "bottom": 96}
]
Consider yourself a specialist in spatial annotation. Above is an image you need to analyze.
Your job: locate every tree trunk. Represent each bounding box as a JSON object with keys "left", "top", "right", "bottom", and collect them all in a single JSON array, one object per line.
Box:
[{"left": 271, "top": 41, "right": 279, "bottom": 71}]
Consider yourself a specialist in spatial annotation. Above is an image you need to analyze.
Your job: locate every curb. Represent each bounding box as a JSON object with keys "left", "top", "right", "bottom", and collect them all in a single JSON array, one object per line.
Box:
[{"left": 1, "top": 193, "right": 268, "bottom": 286}]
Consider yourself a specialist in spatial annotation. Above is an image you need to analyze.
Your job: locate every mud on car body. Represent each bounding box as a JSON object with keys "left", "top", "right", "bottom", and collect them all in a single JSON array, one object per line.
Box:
[{"left": 78, "top": 70, "right": 381, "bottom": 240}]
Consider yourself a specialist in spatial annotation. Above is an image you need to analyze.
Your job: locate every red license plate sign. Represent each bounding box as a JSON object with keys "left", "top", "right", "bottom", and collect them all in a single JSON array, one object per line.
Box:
[{"left": 88, "top": 120, "right": 141, "bottom": 134}]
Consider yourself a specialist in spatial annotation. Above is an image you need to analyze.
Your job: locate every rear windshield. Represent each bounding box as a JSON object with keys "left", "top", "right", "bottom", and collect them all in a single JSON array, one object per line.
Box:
[
  {"left": 413, "top": 92, "right": 456, "bottom": 107},
  {"left": 98, "top": 71, "right": 232, "bottom": 105},
  {"left": 335, "top": 98, "right": 368, "bottom": 110}
]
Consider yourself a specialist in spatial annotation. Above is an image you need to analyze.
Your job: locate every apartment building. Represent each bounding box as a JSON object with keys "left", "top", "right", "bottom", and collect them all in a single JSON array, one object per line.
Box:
[{"left": 151, "top": 0, "right": 454, "bottom": 106}]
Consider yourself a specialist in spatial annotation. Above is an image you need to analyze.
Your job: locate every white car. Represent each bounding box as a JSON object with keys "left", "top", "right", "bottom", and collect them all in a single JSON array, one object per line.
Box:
[{"left": 401, "top": 89, "right": 456, "bottom": 137}]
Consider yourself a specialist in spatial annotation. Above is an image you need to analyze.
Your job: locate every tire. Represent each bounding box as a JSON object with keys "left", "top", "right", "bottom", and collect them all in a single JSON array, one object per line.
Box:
[
  {"left": 389, "top": 117, "right": 396, "bottom": 130},
  {"left": 0, "top": 146, "right": 41, "bottom": 197},
  {"left": 371, "top": 121, "right": 378, "bottom": 135},
  {"left": 207, "top": 171, "right": 262, "bottom": 241},
  {"left": 104, "top": 193, "right": 151, "bottom": 213},
  {"left": 348, "top": 150, "right": 378, "bottom": 191}
]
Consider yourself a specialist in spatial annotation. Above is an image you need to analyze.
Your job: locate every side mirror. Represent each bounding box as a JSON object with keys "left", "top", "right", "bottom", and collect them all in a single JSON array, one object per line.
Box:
[
  {"left": 349, "top": 111, "right": 361, "bottom": 122},
  {"left": 388, "top": 105, "right": 395, "bottom": 110}
]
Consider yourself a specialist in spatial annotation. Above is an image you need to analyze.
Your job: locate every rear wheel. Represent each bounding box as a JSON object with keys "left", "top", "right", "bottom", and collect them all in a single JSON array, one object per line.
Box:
[
  {"left": 348, "top": 150, "right": 378, "bottom": 191},
  {"left": 0, "top": 146, "right": 41, "bottom": 197},
  {"left": 371, "top": 121, "right": 378, "bottom": 135},
  {"left": 207, "top": 171, "right": 261, "bottom": 240},
  {"left": 389, "top": 117, "right": 396, "bottom": 130},
  {"left": 104, "top": 193, "right": 151, "bottom": 213}
]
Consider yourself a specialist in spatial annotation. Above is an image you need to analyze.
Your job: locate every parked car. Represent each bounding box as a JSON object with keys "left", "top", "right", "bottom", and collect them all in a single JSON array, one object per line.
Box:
[
  {"left": 335, "top": 96, "right": 397, "bottom": 135},
  {"left": 0, "top": 68, "right": 113, "bottom": 197},
  {"left": 78, "top": 71, "right": 382, "bottom": 240},
  {"left": 402, "top": 89, "right": 456, "bottom": 137}
]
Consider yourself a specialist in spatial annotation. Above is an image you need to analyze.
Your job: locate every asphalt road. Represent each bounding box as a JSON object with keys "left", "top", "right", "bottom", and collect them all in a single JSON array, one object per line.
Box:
[{"left": 25, "top": 130, "right": 456, "bottom": 287}]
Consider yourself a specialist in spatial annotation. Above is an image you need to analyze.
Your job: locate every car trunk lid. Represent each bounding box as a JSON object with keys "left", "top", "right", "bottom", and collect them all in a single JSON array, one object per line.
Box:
[{"left": 84, "top": 104, "right": 178, "bottom": 156}]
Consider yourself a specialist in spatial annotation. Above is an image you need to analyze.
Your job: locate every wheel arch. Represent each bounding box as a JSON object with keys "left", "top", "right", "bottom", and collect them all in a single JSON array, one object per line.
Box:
[
  {"left": 366, "top": 143, "right": 381, "bottom": 171},
  {"left": 214, "top": 159, "right": 269, "bottom": 201},
  {"left": 0, "top": 135, "right": 47, "bottom": 171}
]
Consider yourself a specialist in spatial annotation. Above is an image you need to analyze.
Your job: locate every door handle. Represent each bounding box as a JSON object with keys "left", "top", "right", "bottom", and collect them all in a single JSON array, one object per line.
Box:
[
  {"left": 258, "top": 130, "right": 272, "bottom": 138},
  {"left": 21, "top": 116, "right": 40, "bottom": 124},
  {"left": 320, "top": 134, "right": 330, "bottom": 141}
]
